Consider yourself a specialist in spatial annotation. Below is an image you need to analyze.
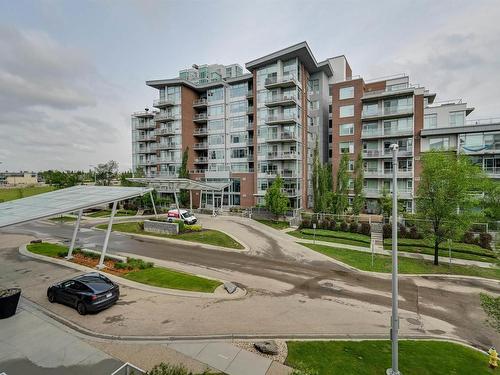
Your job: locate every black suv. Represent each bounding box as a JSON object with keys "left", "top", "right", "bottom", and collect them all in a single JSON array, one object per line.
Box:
[{"left": 47, "top": 272, "right": 119, "bottom": 315}]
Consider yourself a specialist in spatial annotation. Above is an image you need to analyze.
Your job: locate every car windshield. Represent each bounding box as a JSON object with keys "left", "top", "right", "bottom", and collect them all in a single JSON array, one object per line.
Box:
[{"left": 184, "top": 211, "right": 193, "bottom": 217}]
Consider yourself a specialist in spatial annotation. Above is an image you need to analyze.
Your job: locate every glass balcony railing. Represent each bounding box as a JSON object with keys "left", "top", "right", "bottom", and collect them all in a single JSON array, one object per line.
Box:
[
  {"left": 361, "top": 127, "right": 413, "bottom": 138},
  {"left": 362, "top": 149, "right": 413, "bottom": 158},
  {"left": 193, "top": 113, "right": 208, "bottom": 121},
  {"left": 362, "top": 106, "right": 413, "bottom": 118},
  {"left": 153, "top": 98, "right": 175, "bottom": 108}
]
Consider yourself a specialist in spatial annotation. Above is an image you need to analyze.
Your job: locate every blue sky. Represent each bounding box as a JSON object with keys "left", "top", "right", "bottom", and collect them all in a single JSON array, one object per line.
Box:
[{"left": 1, "top": 0, "right": 499, "bottom": 171}]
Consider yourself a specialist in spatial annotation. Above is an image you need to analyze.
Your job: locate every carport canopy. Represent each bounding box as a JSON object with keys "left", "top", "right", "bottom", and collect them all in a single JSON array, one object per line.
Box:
[
  {"left": 128, "top": 177, "right": 231, "bottom": 215},
  {"left": 0, "top": 185, "right": 153, "bottom": 268}
]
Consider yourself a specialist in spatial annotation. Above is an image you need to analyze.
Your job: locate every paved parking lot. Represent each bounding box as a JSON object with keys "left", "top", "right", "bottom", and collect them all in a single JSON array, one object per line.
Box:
[{"left": 0, "top": 301, "right": 122, "bottom": 375}]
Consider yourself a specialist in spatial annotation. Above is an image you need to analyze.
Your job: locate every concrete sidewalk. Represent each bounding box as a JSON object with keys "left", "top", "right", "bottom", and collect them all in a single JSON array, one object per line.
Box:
[{"left": 0, "top": 303, "right": 122, "bottom": 375}]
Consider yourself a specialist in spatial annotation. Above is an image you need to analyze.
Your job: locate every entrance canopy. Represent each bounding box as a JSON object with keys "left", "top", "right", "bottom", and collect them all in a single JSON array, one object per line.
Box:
[
  {"left": 127, "top": 177, "right": 230, "bottom": 193},
  {"left": 0, "top": 185, "right": 153, "bottom": 228}
]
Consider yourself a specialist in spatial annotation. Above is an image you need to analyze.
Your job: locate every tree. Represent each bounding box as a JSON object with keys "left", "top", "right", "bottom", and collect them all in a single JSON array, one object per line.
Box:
[
  {"left": 482, "top": 180, "right": 500, "bottom": 222},
  {"left": 416, "top": 151, "right": 486, "bottom": 265},
  {"left": 120, "top": 169, "right": 145, "bottom": 187},
  {"left": 335, "top": 152, "right": 349, "bottom": 214},
  {"left": 265, "top": 176, "right": 289, "bottom": 220},
  {"left": 178, "top": 147, "right": 190, "bottom": 206},
  {"left": 95, "top": 160, "right": 119, "bottom": 186},
  {"left": 312, "top": 141, "right": 321, "bottom": 212},
  {"left": 352, "top": 152, "right": 365, "bottom": 215}
]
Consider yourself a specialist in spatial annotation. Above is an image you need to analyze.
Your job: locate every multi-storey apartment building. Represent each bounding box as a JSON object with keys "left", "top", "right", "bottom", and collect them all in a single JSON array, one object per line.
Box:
[
  {"left": 133, "top": 41, "right": 500, "bottom": 212},
  {"left": 132, "top": 42, "right": 350, "bottom": 209}
]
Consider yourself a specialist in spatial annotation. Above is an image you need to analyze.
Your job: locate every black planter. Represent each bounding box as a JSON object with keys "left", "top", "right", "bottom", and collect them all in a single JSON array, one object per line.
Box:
[{"left": 0, "top": 288, "right": 21, "bottom": 319}]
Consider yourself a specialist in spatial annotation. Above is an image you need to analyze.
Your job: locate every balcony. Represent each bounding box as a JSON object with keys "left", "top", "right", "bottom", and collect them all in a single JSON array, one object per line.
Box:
[
  {"left": 133, "top": 110, "right": 155, "bottom": 118},
  {"left": 193, "top": 127, "right": 208, "bottom": 136},
  {"left": 364, "top": 170, "right": 413, "bottom": 179},
  {"left": 267, "top": 133, "right": 299, "bottom": 143},
  {"left": 361, "top": 127, "right": 413, "bottom": 139},
  {"left": 193, "top": 113, "right": 208, "bottom": 123},
  {"left": 138, "top": 160, "right": 157, "bottom": 166},
  {"left": 154, "top": 113, "right": 175, "bottom": 122},
  {"left": 283, "top": 188, "right": 299, "bottom": 197},
  {"left": 188, "top": 169, "right": 208, "bottom": 174},
  {"left": 155, "top": 128, "right": 176, "bottom": 136},
  {"left": 193, "top": 142, "right": 208, "bottom": 150},
  {"left": 135, "top": 122, "right": 156, "bottom": 130},
  {"left": 246, "top": 121, "right": 255, "bottom": 130},
  {"left": 362, "top": 85, "right": 418, "bottom": 101},
  {"left": 265, "top": 114, "right": 299, "bottom": 125},
  {"left": 363, "top": 188, "right": 413, "bottom": 199},
  {"left": 264, "top": 95, "right": 298, "bottom": 107},
  {"left": 193, "top": 98, "right": 208, "bottom": 108},
  {"left": 136, "top": 147, "right": 156, "bottom": 154},
  {"left": 137, "top": 135, "right": 156, "bottom": 142},
  {"left": 246, "top": 90, "right": 254, "bottom": 98},
  {"left": 247, "top": 106, "right": 254, "bottom": 115},
  {"left": 157, "top": 158, "right": 177, "bottom": 164},
  {"left": 264, "top": 170, "right": 298, "bottom": 178},
  {"left": 361, "top": 106, "right": 413, "bottom": 120},
  {"left": 194, "top": 157, "right": 208, "bottom": 164},
  {"left": 153, "top": 98, "right": 175, "bottom": 108},
  {"left": 264, "top": 75, "right": 298, "bottom": 89},
  {"left": 156, "top": 143, "right": 179, "bottom": 150},
  {"left": 267, "top": 151, "right": 300, "bottom": 160},
  {"left": 484, "top": 167, "right": 500, "bottom": 178},
  {"left": 459, "top": 143, "right": 500, "bottom": 155},
  {"left": 362, "top": 149, "right": 413, "bottom": 159}
]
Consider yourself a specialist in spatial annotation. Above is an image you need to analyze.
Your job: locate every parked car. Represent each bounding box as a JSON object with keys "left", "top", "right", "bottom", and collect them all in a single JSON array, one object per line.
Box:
[
  {"left": 167, "top": 209, "right": 197, "bottom": 224},
  {"left": 47, "top": 272, "right": 119, "bottom": 315}
]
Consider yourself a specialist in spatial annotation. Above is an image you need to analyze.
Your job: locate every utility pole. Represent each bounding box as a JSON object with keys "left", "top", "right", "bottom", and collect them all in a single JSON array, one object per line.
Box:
[{"left": 387, "top": 143, "right": 401, "bottom": 375}]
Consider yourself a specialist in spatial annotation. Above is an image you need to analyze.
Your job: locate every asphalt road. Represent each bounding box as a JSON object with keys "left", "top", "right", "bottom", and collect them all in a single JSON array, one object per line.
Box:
[{"left": 2, "top": 217, "right": 500, "bottom": 350}]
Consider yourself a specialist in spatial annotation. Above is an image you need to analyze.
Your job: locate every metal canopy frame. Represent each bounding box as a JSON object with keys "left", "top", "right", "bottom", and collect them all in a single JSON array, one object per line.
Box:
[
  {"left": 0, "top": 185, "right": 153, "bottom": 269},
  {"left": 128, "top": 177, "right": 230, "bottom": 216}
]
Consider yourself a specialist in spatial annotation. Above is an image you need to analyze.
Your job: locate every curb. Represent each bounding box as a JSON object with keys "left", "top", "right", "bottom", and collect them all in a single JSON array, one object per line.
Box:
[
  {"left": 18, "top": 297, "right": 489, "bottom": 355},
  {"left": 19, "top": 243, "right": 247, "bottom": 300},
  {"left": 92, "top": 225, "right": 250, "bottom": 253}
]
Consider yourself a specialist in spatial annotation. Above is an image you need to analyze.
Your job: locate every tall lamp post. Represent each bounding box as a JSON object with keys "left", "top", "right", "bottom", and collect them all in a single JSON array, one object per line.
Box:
[{"left": 387, "top": 143, "right": 401, "bottom": 375}]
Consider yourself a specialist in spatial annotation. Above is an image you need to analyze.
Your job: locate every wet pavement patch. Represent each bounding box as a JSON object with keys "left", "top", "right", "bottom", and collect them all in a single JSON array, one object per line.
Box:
[{"left": 103, "top": 315, "right": 125, "bottom": 324}]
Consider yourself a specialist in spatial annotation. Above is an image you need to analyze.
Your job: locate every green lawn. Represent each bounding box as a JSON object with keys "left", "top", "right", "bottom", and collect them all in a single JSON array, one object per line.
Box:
[
  {"left": 86, "top": 209, "right": 137, "bottom": 218},
  {"left": 27, "top": 242, "right": 68, "bottom": 258},
  {"left": 49, "top": 216, "right": 77, "bottom": 223},
  {"left": 27, "top": 242, "right": 220, "bottom": 293},
  {"left": 255, "top": 219, "right": 290, "bottom": 230},
  {"left": 301, "top": 243, "right": 500, "bottom": 280},
  {"left": 384, "top": 238, "right": 498, "bottom": 263},
  {"left": 289, "top": 229, "right": 371, "bottom": 248},
  {"left": 97, "top": 221, "right": 244, "bottom": 249},
  {"left": 286, "top": 340, "right": 494, "bottom": 375},
  {"left": 125, "top": 267, "right": 221, "bottom": 293},
  {"left": 0, "top": 186, "right": 55, "bottom": 202}
]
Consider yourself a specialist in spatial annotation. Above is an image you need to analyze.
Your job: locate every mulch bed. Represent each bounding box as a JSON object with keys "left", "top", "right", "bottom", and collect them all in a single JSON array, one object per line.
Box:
[{"left": 66, "top": 253, "right": 131, "bottom": 277}]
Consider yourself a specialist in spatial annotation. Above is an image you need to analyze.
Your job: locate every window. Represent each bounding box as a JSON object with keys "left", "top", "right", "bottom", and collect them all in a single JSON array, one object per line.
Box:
[
  {"left": 230, "top": 100, "right": 247, "bottom": 113},
  {"left": 387, "top": 83, "right": 408, "bottom": 91},
  {"left": 208, "top": 104, "right": 224, "bottom": 116},
  {"left": 429, "top": 137, "right": 450, "bottom": 150},
  {"left": 230, "top": 116, "right": 246, "bottom": 129},
  {"left": 424, "top": 114, "right": 437, "bottom": 129},
  {"left": 209, "top": 150, "right": 224, "bottom": 160},
  {"left": 207, "top": 87, "right": 223, "bottom": 101},
  {"left": 208, "top": 119, "right": 224, "bottom": 132},
  {"left": 339, "top": 86, "right": 354, "bottom": 100},
  {"left": 339, "top": 141, "right": 354, "bottom": 154},
  {"left": 231, "top": 132, "right": 247, "bottom": 144},
  {"left": 339, "top": 123, "right": 354, "bottom": 136},
  {"left": 450, "top": 111, "right": 465, "bottom": 127},
  {"left": 363, "top": 103, "right": 378, "bottom": 116},
  {"left": 384, "top": 97, "right": 412, "bottom": 114},
  {"left": 309, "top": 79, "right": 319, "bottom": 94},
  {"left": 208, "top": 134, "right": 224, "bottom": 146},
  {"left": 348, "top": 160, "right": 354, "bottom": 172},
  {"left": 231, "top": 148, "right": 247, "bottom": 158},
  {"left": 226, "top": 67, "right": 232, "bottom": 78},
  {"left": 230, "top": 83, "right": 247, "bottom": 98},
  {"left": 339, "top": 105, "right": 354, "bottom": 118}
]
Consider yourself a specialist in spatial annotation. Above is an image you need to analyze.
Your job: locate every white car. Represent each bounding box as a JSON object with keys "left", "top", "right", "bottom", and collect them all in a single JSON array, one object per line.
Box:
[{"left": 166, "top": 209, "right": 197, "bottom": 225}]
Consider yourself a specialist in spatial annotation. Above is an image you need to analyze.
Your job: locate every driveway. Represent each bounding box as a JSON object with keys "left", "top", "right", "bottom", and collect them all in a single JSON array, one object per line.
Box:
[{"left": 1, "top": 216, "right": 500, "bottom": 351}]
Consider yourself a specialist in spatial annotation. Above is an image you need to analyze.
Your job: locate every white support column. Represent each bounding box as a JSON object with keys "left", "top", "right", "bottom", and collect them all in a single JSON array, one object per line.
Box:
[
  {"left": 220, "top": 190, "right": 224, "bottom": 212},
  {"left": 212, "top": 191, "right": 215, "bottom": 216},
  {"left": 200, "top": 190, "right": 203, "bottom": 208},
  {"left": 189, "top": 190, "right": 193, "bottom": 211},
  {"left": 97, "top": 201, "right": 117, "bottom": 270},
  {"left": 150, "top": 191, "right": 158, "bottom": 219},
  {"left": 66, "top": 209, "right": 83, "bottom": 260},
  {"left": 173, "top": 190, "right": 180, "bottom": 218}
]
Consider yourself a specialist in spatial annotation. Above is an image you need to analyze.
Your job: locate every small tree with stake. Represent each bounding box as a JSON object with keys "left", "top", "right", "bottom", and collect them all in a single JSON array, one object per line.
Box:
[
  {"left": 416, "top": 151, "right": 485, "bottom": 265},
  {"left": 178, "top": 147, "right": 190, "bottom": 206},
  {"left": 352, "top": 152, "right": 365, "bottom": 215},
  {"left": 265, "top": 176, "right": 290, "bottom": 220}
]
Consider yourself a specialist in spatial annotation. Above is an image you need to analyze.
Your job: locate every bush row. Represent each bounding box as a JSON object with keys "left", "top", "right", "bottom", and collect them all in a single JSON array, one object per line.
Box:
[
  {"left": 464, "top": 231, "right": 492, "bottom": 250},
  {"left": 300, "top": 217, "right": 371, "bottom": 236},
  {"left": 114, "top": 257, "right": 154, "bottom": 271}
]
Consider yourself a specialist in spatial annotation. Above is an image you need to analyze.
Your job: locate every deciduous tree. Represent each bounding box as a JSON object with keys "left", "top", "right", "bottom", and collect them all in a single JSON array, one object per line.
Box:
[{"left": 265, "top": 176, "right": 290, "bottom": 220}]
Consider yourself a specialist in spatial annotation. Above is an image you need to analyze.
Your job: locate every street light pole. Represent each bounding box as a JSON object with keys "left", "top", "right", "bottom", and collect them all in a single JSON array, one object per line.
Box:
[{"left": 387, "top": 143, "right": 401, "bottom": 375}]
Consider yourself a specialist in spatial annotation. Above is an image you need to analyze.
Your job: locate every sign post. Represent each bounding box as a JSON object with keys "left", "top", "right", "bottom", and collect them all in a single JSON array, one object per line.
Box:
[{"left": 313, "top": 222, "right": 316, "bottom": 244}]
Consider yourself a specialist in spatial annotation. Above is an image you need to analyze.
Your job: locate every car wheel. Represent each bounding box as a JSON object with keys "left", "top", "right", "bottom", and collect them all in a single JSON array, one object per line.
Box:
[
  {"left": 47, "top": 291, "right": 55, "bottom": 303},
  {"left": 76, "top": 302, "right": 87, "bottom": 315}
]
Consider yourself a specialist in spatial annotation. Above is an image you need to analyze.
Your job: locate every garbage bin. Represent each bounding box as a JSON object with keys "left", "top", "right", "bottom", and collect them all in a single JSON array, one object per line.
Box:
[{"left": 0, "top": 288, "right": 21, "bottom": 319}]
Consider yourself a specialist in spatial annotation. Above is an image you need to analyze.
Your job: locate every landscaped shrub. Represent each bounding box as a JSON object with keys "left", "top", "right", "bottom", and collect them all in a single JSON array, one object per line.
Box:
[
  {"left": 126, "top": 257, "right": 154, "bottom": 270},
  {"left": 320, "top": 218, "right": 330, "bottom": 230},
  {"left": 349, "top": 222, "right": 359, "bottom": 233},
  {"left": 114, "top": 261, "right": 128, "bottom": 270},
  {"left": 57, "top": 250, "right": 68, "bottom": 258},
  {"left": 359, "top": 222, "right": 371, "bottom": 236},
  {"left": 300, "top": 217, "right": 311, "bottom": 229},
  {"left": 147, "top": 363, "right": 208, "bottom": 375},
  {"left": 479, "top": 232, "right": 492, "bottom": 250},
  {"left": 463, "top": 231, "right": 475, "bottom": 244},
  {"left": 185, "top": 224, "right": 202, "bottom": 232},
  {"left": 383, "top": 224, "right": 392, "bottom": 238},
  {"left": 339, "top": 221, "right": 348, "bottom": 232},
  {"left": 329, "top": 219, "right": 337, "bottom": 231},
  {"left": 409, "top": 225, "right": 421, "bottom": 239},
  {"left": 138, "top": 222, "right": 145, "bottom": 231},
  {"left": 174, "top": 219, "right": 185, "bottom": 232},
  {"left": 398, "top": 225, "right": 408, "bottom": 238}
]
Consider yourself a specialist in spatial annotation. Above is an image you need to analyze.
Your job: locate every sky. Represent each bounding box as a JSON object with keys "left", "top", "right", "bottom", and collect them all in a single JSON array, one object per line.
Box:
[{"left": 1, "top": 0, "right": 499, "bottom": 172}]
